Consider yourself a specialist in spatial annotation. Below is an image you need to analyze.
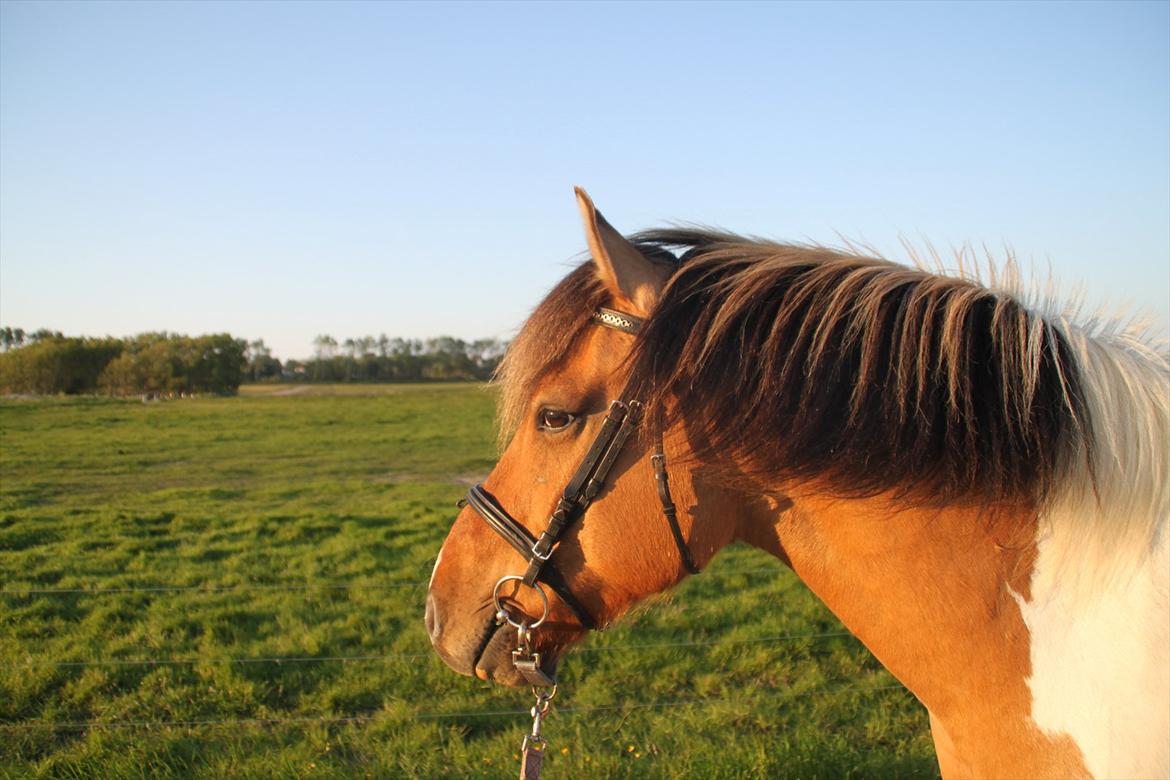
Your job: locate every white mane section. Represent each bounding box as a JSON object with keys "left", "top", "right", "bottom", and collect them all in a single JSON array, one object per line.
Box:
[
  {"left": 899, "top": 241, "right": 1169, "bottom": 574},
  {"left": 1049, "top": 319, "right": 1169, "bottom": 580},
  {"left": 1016, "top": 291, "right": 1168, "bottom": 779}
]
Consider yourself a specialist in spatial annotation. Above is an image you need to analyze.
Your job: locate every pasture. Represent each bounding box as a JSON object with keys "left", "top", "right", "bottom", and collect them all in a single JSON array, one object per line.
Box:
[{"left": 1, "top": 385, "right": 936, "bottom": 778}]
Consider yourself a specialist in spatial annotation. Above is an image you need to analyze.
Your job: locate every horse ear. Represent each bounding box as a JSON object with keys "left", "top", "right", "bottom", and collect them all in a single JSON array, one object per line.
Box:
[{"left": 575, "top": 186, "right": 667, "bottom": 316}]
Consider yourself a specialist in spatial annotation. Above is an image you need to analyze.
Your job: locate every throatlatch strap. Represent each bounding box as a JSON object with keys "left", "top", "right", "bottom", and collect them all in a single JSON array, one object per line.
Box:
[{"left": 652, "top": 433, "right": 701, "bottom": 575}]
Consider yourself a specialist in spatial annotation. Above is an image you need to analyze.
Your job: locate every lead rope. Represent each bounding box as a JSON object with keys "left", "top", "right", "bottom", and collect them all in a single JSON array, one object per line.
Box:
[
  {"left": 491, "top": 584, "right": 558, "bottom": 779},
  {"left": 520, "top": 680, "right": 556, "bottom": 779},
  {"left": 512, "top": 623, "right": 558, "bottom": 779}
]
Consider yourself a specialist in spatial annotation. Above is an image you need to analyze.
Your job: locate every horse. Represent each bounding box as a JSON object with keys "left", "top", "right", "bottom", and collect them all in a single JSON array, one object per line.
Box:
[{"left": 426, "top": 188, "right": 1169, "bottom": 778}]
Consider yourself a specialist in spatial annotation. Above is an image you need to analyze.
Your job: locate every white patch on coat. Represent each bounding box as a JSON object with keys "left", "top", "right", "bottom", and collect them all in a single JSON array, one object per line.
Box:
[
  {"left": 1010, "top": 315, "right": 1170, "bottom": 779},
  {"left": 1013, "top": 519, "right": 1169, "bottom": 779}
]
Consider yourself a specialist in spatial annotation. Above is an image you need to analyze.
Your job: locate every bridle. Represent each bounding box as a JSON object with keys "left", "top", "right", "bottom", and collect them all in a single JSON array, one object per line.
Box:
[
  {"left": 462, "top": 305, "right": 701, "bottom": 659},
  {"left": 459, "top": 304, "right": 701, "bottom": 777}
]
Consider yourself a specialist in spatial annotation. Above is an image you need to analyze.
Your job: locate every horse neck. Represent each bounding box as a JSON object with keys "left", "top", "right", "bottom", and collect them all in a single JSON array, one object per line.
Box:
[{"left": 736, "top": 487, "right": 1095, "bottom": 778}]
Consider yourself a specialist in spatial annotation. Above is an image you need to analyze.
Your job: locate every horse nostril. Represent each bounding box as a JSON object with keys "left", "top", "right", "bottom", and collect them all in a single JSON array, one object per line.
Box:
[{"left": 425, "top": 594, "right": 442, "bottom": 643}]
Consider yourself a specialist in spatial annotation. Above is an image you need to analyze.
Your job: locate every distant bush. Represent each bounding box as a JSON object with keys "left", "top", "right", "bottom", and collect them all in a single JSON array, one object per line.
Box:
[
  {"left": 0, "top": 332, "right": 246, "bottom": 396},
  {"left": 0, "top": 337, "right": 123, "bottom": 394},
  {"left": 98, "top": 333, "right": 246, "bottom": 396},
  {"left": 0, "top": 329, "right": 504, "bottom": 395}
]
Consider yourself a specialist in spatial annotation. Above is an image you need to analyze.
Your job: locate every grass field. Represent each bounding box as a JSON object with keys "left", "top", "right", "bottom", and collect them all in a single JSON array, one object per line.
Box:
[{"left": 1, "top": 384, "right": 938, "bottom": 778}]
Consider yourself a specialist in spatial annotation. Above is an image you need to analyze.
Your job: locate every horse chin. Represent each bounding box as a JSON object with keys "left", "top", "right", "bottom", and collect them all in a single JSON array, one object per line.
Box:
[{"left": 472, "top": 621, "right": 564, "bottom": 687}]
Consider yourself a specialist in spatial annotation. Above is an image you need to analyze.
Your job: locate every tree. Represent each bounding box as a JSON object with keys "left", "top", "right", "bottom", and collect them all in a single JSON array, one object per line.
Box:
[
  {"left": 312, "top": 335, "right": 337, "bottom": 381},
  {"left": 313, "top": 334, "right": 337, "bottom": 360},
  {"left": 470, "top": 338, "right": 506, "bottom": 364},
  {"left": 0, "top": 327, "right": 14, "bottom": 352},
  {"left": 341, "top": 338, "right": 356, "bottom": 380},
  {"left": 246, "top": 339, "right": 281, "bottom": 382},
  {"left": 26, "top": 328, "right": 63, "bottom": 345},
  {"left": 0, "top": 336, "right": 122, "bottom": 394}
]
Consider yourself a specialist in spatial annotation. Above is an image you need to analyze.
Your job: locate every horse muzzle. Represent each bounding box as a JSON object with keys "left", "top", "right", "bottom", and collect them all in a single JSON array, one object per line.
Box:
[{"left": 426, "top": 591, "right": 569, "bottom": 687}]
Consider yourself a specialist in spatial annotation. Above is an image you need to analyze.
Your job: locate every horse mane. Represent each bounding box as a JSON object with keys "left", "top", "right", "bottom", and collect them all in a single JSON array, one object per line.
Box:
[
  {"left": 626, "top": 228, "right": 1097, "bottom": 505},
  {"left": 498, "top": 227, "right": 1168, "bottom": 559}
]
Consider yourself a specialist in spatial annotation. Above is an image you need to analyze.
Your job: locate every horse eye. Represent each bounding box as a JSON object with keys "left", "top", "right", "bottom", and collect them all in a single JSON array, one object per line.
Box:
[{"left": 537, "top": 409, "right": 575, "bottom": 432}]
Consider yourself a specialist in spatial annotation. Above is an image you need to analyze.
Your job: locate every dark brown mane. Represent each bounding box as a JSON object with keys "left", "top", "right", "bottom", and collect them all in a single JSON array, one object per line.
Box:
[
  {"left": 496, "top": 228, "right": 1093, "bottom": 505},
  {"left": 630, "top": 229, "right": 1091, "bottom": 504}
]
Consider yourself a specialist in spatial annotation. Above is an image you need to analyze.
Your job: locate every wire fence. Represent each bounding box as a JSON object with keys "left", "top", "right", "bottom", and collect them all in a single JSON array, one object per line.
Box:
[
  {"left": 3, "top": 553, "right": 870, "bottom": 743},
  {"left": 1, "top": 626, "right": 882, "bottom": 736},
  {"left": 0, "top": 558, "right": 442, "bottom": 597},
  {"left": 0, "top": 404, "right": 913, "bottom": 759},
  {"left": 0, "top": 682, "right": 907, "bottom": 733},
  {"left": 0, "top": 581, "right": 426, "bottom": 596},
  {"left": 0, "top": 565, "right": 785, "bottom": 598},
  {"left": 4, "top": 630, "right": 853, "bottom": 670}
]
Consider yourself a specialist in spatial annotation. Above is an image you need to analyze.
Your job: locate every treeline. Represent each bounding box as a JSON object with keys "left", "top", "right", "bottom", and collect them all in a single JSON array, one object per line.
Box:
[
  {"left": 0, "top": 329, "right": 508, "bottom": 396},
  {"left": 286, "top": 335, "right": 506, "bottom": 382},
  {"left": 0, "top": 332, "right": 246, "bottom": 396}
]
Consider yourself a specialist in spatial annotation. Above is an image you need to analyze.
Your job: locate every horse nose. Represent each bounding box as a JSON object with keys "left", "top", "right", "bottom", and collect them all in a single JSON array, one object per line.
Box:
[{"left": 424, "top": 593, "right": 442, "bottom": 644}]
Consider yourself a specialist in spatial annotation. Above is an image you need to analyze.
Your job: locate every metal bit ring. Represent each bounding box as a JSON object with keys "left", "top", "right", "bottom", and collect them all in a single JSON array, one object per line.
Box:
[{"left": 492, "top": 575, "right": 550, "bottom": 629}]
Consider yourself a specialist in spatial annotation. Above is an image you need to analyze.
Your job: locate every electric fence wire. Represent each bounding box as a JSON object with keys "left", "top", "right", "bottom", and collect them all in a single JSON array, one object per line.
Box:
[
  {"left": 0, "top": 683, "right": 908, "bottom": 732},
  {"left": 2, "top": 561, "right": 843, "bottom": 735},
  {"left": 4, "top": 630, "right": 853, "bottom": 669},
  {"left": 0, "top": 566, "right": 784, "bottom": 597}
]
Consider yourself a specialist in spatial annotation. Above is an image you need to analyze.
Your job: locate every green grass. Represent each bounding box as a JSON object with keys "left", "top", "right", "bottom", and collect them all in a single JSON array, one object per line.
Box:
[{"left": 0, "top": 385, "right": 937, "bottom": 778}]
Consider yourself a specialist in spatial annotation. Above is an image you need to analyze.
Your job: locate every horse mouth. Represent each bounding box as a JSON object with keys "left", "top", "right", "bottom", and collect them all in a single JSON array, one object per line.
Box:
[
  {"left": 472, "top": 617, "right": 561, "bottom": 687},
  {"left": 473, "top": 620, "right": 524, "bottom": 685},
  {"left": 471, "top": 618, "right": 506, "bottom": 676}
]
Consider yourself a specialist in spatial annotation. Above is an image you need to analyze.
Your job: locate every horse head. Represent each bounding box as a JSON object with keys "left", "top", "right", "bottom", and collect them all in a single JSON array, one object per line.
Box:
[{"left": 425, "top": 188, "right": 738, "bottom": 686}]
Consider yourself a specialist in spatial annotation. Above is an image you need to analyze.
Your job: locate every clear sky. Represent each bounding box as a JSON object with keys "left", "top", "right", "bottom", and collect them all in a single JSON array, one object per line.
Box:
[{"left": 2, "top": 0, "right": 1167, "bottom": 360}]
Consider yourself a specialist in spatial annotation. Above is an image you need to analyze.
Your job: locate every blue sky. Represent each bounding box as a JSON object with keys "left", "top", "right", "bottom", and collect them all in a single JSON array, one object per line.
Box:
[{"left": 2, "top": 0, "right": 1167, "bottom": 360}]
